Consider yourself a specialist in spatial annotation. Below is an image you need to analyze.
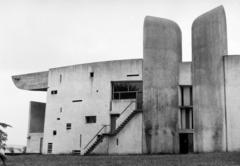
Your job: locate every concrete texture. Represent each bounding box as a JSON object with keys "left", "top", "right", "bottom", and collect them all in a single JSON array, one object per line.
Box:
[
  {"left": 224, "top": 55, "right": 240, "bottom": 151},
  {"left": 143, "top": 16, "right": 182, "bottom": 153},
  {"left": 92, "top": 113, "right": 142, "bottom": 154},
  {"left": 42, "top": 59, "right": 142, "bottom": 154},
  {"left": 108, "top": 113, "right": 142, "bottom": 154},
  {"left": 179, "top": 62, "right": 191, "bottom": 86},
  {"left": 192, "top": 6, "right": 228, "bottom": 152},
  {"left": 12, "top": 71, "right": 48, "bottom": 91}
]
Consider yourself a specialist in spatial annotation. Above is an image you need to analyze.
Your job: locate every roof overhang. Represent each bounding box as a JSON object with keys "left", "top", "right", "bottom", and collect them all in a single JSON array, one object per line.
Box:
[{"left": 12, "top": 71, "right": 48, "bottom": 91}]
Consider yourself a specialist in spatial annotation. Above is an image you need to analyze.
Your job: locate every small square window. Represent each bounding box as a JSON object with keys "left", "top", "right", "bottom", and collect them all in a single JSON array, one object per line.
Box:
[
  {"left": 57, "top": 118, "right": 60, "bottom": 120},
  {"left": 90, "top": 72, "right": 94, "bottom": 77},
  {"left": 85, "top": 116, "right": 96, "bottom": 123},
  {"left": 53, "top": 130, "right": 57, "bottom": 136},
  {"left": 66, "top": 123, "right": 71, "bottom": 130},
  {"left": 51, "top": 90, "right": 58, "bottom": 95}
]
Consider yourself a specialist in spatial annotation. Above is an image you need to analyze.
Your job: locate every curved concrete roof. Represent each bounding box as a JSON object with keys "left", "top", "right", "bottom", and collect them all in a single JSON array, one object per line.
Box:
[{"left": 12, "top": 71, "right": 48, "bottom": 91}]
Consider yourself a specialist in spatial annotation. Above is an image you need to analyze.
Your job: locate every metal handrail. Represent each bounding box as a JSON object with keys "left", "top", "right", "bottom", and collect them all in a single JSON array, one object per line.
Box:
[
  {"left": 84, "top": 93, "right": 142, "bottom": 151},
  {"left": 84, "top": 125, "right": 109, "bottom": 150},
  {"left": 119, "top": 100, "right": 136, "bottom": 115}
]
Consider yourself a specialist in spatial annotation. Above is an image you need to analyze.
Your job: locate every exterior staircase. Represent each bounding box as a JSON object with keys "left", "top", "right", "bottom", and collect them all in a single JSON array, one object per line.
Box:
[{"left": 84, "top": 109, "right": 142, "bottom": 155}]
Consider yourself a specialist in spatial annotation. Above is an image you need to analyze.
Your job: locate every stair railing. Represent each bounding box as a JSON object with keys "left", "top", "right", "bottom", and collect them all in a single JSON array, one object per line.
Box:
[
  {"left": 83, "top": 124, "right": 110, "bottom": 151},
  {"left": 116, "top": 100, "right": 137, "bottom": 129}
]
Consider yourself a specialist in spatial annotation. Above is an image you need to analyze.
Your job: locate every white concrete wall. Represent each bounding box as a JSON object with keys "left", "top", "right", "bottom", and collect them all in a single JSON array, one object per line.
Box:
[
  {"left": 108, "top": 113, "right": 142, "bottom": 154},
  {"left": 42, "top": 59, "right": 142, "bottom": 154},
  {"left": 26, "top": 133, "right": 43, "bottom": 153},
  {"left": 224, "top": 55, "right": 240, "bottom": 151},
  {"left": 24, "top": 59, "right": 193, "bottom": 155},
  {"left": 112, "top": 100, "right": 136, "bottom": 129},
  {"left": 111, "top": 99, "right": 136, "bottom": 114},
  {"left": 92, "top": 112, "right": 142, "bottom": 154}
]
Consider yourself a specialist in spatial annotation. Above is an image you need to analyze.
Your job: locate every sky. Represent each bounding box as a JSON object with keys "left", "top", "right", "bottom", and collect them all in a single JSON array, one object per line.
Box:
[{"left": 0, "top": 0, "right": 240, "bottom": 146}]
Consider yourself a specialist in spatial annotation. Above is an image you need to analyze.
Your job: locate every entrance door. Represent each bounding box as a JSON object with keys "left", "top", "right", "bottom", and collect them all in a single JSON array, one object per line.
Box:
[{"left": 179, "top": 133, "right": 193, "bottom": 153}]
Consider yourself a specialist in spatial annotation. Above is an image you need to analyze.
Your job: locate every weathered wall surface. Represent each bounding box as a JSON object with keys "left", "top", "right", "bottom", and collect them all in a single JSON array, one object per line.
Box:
[
  {"left": 42, "top": 59, "right": 142, "bottom": 154},
  {"left": 91, "top": 137, "right": 109, "bottom": 154},
  {"left": 143, "top": 16, "right": 181, "bottom": 153},
  {"left": 26, "top": 133, "right": 43, "bottom": 153},
  {"left": 12, "top": 71, "right": 48, "bottom": 91},
  {"left": 192, "top": 6, "right": 228, "bottom": 152},
  {"left": 224, "top": 55, "right": 240, "bottom": 151}
]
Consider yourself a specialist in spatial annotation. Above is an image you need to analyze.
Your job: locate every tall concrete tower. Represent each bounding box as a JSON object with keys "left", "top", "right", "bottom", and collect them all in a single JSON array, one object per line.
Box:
[
  {"left": 143, "top": 16, "right": 182, "bottom": 153},
  {"left": 192, "top": 6, "right": 228, "bottom": 152}
]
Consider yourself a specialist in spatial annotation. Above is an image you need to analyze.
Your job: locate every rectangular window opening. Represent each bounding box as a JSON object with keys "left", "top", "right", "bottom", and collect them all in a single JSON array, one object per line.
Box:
[
  {"left": 80, "top": 134, "right": 82, "bottom": 148},
  {"left": 90, "top": 72, "right": 94, "bottom": 77},
  {"left": 66, "top": 123, "right": 72, "bottom": 130},
  {"left": 53, "top": 130, "right": 57, "bottom": 136},
  {"left": 47, "top": 143, "right": 53, "bottom": 154},
  {"left": 127, "top": 74, "right": 139, "bottom": 77},
  {"left": 180, "top": 86, "right": 192, "bottom": 106},
  {"left": 51, "top": 90, "right": 58, "bottom": 95},
  {"left": 85, "top": 116, "right": 96, "bottom": 123},
  {"left": 180, "top": 108, "right": 193, "bottom": 129},
  {"left": 112, "top": 81, "right": 142, "bottom": 100},
  {"left": 72, "top": 100, "right": 83, "bottom": 103}
]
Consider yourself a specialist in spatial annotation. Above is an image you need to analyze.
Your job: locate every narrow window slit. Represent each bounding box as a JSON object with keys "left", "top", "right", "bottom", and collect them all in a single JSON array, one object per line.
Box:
[
  {"left": 72, "top": 100, "right": 83, "bottom": 102},
  {"left": 127, "top": 74, "right": 139, "bottom": 77}
]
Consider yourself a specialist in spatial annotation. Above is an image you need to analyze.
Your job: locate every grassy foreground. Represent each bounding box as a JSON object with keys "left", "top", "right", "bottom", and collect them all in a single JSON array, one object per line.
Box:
[{"left": 4, "top": 152, "right": 240, "bottom": 166}]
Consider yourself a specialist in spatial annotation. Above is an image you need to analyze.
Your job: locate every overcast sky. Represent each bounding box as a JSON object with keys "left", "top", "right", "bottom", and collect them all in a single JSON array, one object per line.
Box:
[{"left": 1, "top": 0, "right": 240, "bottom": 146}]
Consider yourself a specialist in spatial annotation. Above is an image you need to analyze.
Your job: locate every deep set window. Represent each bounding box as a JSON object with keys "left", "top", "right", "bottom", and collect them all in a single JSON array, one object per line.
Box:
[
  {"left": 53, "top": 130, "right": 57, "bottom": 136},
  {"left": 66, "top": 123, "right": 71, "bottom": 130},
  {"left": 180, "top": 108, "right": 193, "bottom": 129},
  {"left": 179, "top": 86, "right": 193, "bottom": 130},
  {"left": 51, "top": 90, "right": 58, "bottom": 95},
  {"left": 180, "top": 86, "right": 192, "bottom": 106},
  {"left": 112, "top": 81, "right": 142, "bottom": 100},
  {"left": 90, "top": 72, "right": 94, "bottom": 77},
  {"left": 47, "top": 143, "right": 53, "bottom": 153},
  {"left": 85, "top": 116, "right": 96, "bottom": 123}
]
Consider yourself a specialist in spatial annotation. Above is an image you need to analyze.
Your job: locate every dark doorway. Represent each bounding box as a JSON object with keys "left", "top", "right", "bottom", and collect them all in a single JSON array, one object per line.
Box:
[
  {"left": 179, "top": 133, "right": 193, "bottom": 154},
  {"left": 110, "top": 114, "right": 119, "bottom": 133}
]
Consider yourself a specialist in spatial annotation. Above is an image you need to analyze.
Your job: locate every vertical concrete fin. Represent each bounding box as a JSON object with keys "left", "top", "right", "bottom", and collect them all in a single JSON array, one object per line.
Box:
[
  {"left": 143, "top": 16, "right": 182, "bottom": 153},
  {"left": 29, "top": 101, "right": 46, "bottom": 133},
  {"left": 192, "top": 6, "right": 228, "bottom": 152}
]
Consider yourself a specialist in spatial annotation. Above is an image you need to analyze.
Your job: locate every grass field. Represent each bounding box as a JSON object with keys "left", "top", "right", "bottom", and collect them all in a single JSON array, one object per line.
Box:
[{"left": 4, "top": 152, "right": 240, "bottom": 166}]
